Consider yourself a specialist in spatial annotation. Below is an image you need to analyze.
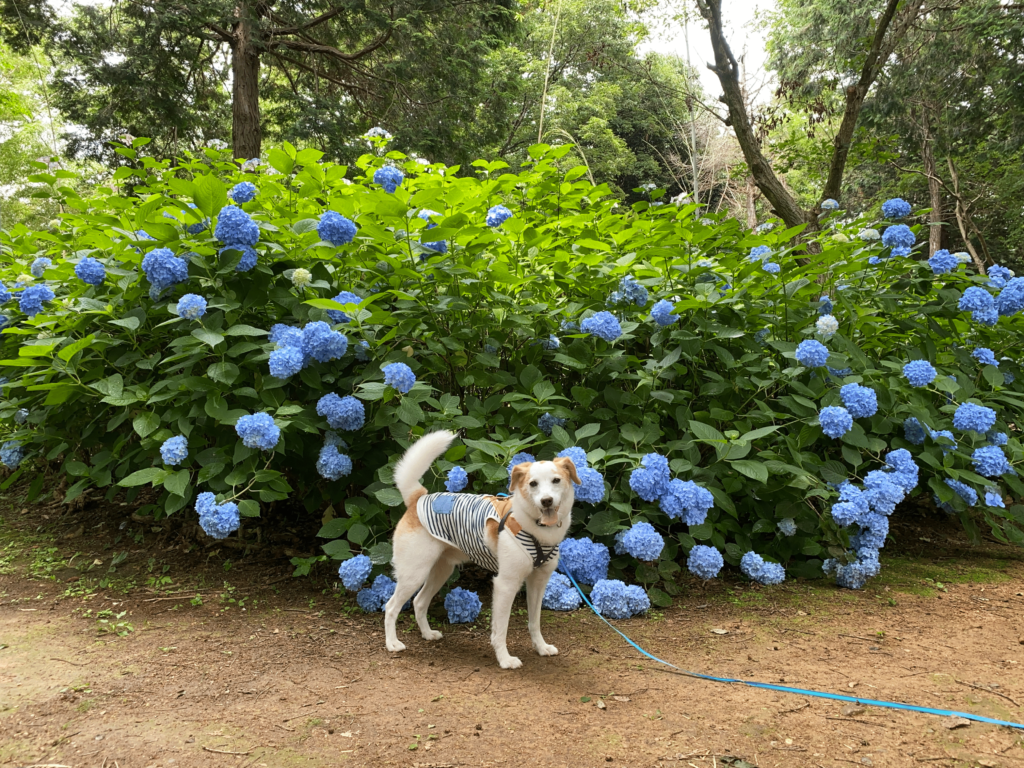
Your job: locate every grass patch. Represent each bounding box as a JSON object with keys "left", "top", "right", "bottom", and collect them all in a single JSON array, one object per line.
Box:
[{"left": 874, "top": 555, "right": 1014, "bottom": 595}]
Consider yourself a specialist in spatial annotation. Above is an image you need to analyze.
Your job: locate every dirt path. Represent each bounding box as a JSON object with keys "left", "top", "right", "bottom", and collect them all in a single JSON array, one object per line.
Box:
[{"left": 3, "top": 512, "right": 1024, "bottom": 767}]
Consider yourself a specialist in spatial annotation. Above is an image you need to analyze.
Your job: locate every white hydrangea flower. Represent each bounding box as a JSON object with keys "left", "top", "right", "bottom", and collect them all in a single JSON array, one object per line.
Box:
[
  {"left": 816, "top": 314, "right": 839, "bottom": 337},
  {"left": 833, "top": 232, "right": 850, "bottom": 243},
  {"left": 858, "top": 228, "right": 881, "bottom": 241},
  {"left": 291, "top": 268, "right": 312, "bottom": 288},
  {"left": 954, "top": 251, "right": 972, "bottom": 263}
]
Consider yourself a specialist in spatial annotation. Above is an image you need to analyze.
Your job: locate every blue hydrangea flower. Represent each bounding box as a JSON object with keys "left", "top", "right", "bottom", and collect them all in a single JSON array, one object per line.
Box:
[
  {"left": 614, "top": 522, "right": 664, "bottom": 562},
  {"left": 825, "top": 551, "right": 881, "bottom": 590},
  {"left": 945, "top": 478, "right": 978, "bottom": 506},
  {"left": 840, "top": 383, "right": 877, "bottom": 419},
  {"left": 0, "top": 283, "right": 10, "bottom": 305},
  {"left": 542, "top": 572, "right": 582, "bottom": 611},
  {"left": 382, "top": 362, "right": 416, "bottom": 393},
  {"left": 819, "top": 406, "right": 853, "bottom": 439},
  {"left": 235, "top": 412, "right": 280, "bottom": 451},
  {"left": 988, "top": 265, "right": 1013, "bottom": 289},
  {"left": 818, "top": 295, "right": 833, "bottom": 315},
  {"left": 650, "top": 299, "right": 679, "bottom": 326},
  {"left": 821, "top": 198, "right": 840, "bottom": 211},
  {"left": 74, "top": 256, "right": 105, "bottom": 285},
  {"left": 219, "top": 244, "right": 258, "bottom": 272},
  {"left": 868, "top": 256, "right": 883, "bottom": 266},
  {"left": 177, "top": 294, "right": 207, "bottom": 320},
  {"left": 373, "top": 165, "right": 404, "bottom": 193},
  {"left": 326, "top": 291, "right": 362, "bottom": 323},
  {"left": 538, "top": 412, "right": 566, "bottom": 435},
  {"left": 973, "top": 306, "right": 999, "bottom": 326},
  {"left": 13, "top": 408, "right": 27, "bottom": 424},
  {"left": 778, "top": 518, "right": 797, "bottom": 536},
  {"left": 748, "top": 245, "right": 771, "bottom": 263},
  {"left": 972, "top": 445, "right": 1012, "bottom": 477},
  {"left": 890, "top": 245, "right": 912, "bottom": 258},
  {"left": 324, "top": 431, "right": 348, "bottom": 449},
  {"left": 590, "top": 579, "right": 647, "bottom": 619},
  {"left": 30, "top": 257, "right": 52, "bottom": 277},
  {"left": 959, "top": 287, "right": 995, "bottom": 313},
  {"left": 816, "top": 314, "right": 839, "bottom": 337},
  {"left": 338, "top": 554, "right": 372, "bottom": 591},
  {"left": 902, "top": 360, "right": 936, "bottom": 387},
  {"left": 142, "top": 248, "right": 189, "bottom": 295},
  {"left": 196, "top": 492, "right": 240, "bottom": 539},
  {"left": 507, "top": 452, "right": 536, "bottom": 476},
  {"left": 1004, "top": 372, "right": 1015, "bottom": 385},
  {"left": 18, "top": 285, "right": 54, "bottom": 318},
  {"left": 230, "top": 181, "right": 257, "bottom": 204},
  {"left": 318, "top": 211, "right": 357, "bottom": 246},
  {"left": 953, "top": 402, "right": 997, "bottom": 434},
  {"left": 559, "top": 319, "right": 579, "bottom": 333},
  {"left": 302, "top": 321, "right": 348, "bottom": 362},
  {"left": 557, "top": 538, "right": 609, "bottom": 584},
  {"left": 214, "top": 205, "right": 260, "bottom": 246},
  {"left": 754, "top": 328, "right": 770, "bottom": 346},
  {"left": 928, "top": 249, "right": 958, "bottom": 274},
  {"left": 316, "top": 393, "right": 365, "bottom": 431},
  {"left": 903, "top": 417, "right": 926, "bottom": 445},
  {"left": 357, "top": 574, "right": 396, "bottom": 612},
  {"left": 881, "top": 198, "right": 911, "bottom": 219},
  {"left": 446, "top": 466, "right": 468, "bottom": 493},
  {"left": 827, "top": 366, "right": 852, "bottom": 378},
  {"left": 581, "top": 311, "right": 622, "bottom": 342},
  {"left": 687, "top": 545, "right": 723, "bottom": 580},
  {"left": 972, "top": 347, "right": 998, "bottom": 367},
  {"left": 540, "top": 335, "right": 560, "bottom": 350},
  {"left": 355, "top": 340, "right": 371, "bottom": 362},
  {"left": 795, "top": 340, "right": 829, "bottom": 368},
  {"left": 486, "top": 204, "right": 513, "bottom": 227},
  {"left": 928, "top": 428, "right": 957, "bottom": 454},
  {"left": 763, "top": 262, "right": 781, "bottom": 274},
  {"left": 658, "top": 479, "right": 714, "bottom": 525},
  {"left": 882, "top": 224, "right": 914, "bottom": 250},
  {"left": 998, "top": 278, "right": 1024, "bottom": 317},
  {"left": 573, "top": 466, "right": 605, "bottom": 504},
  {"left": 739, "top": 552, "right": 786, "bottom": 585},
  {"left": 608, "top": 276, "right": 648, "bottom": 307},
  {"left": 0, "top": 440, "right": 24, "bottom": 468},
  {"left": 160, "top": 436, "right": 188, "bottom": 466},
  {"left": 628, "top": 453, "right": 670, "bottom": 502},
  {"left": 444, "top": 587, "right": 482, "bottom": 623},
  {"left": 421, "top": 238, "right": 447, "bottom": 254},
  {"left": 269, "top": 347, "right": 305, "bottom": 378},
  {"left": 316, "top": 443, "right": 353, "bottom": 480},
  {"left": 987, "top": 430, "right": 1008, "bottom": 447},
  {"left": 625, "top": 584, "right": 650, "bottom": 616},
  {"left": 557, "top": 446, "right": 589, "bottom": 470},
  {"left": 985, "top": 489, "right": 1005, "bottom": 508}
]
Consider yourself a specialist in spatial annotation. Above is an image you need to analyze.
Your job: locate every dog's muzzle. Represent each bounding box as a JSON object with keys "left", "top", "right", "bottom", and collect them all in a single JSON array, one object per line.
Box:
[{"left": 537, "top": 511, "right": 562, "bottom": 527}]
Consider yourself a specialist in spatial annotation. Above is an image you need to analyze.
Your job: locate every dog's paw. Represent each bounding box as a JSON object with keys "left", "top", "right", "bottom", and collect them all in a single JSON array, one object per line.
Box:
[
  {"left": 535, "top": 643, "right": 559, "bottom": 657},
  {"left": 421, "top": 629, "right": 443, "bottom": 642},
  {"left": 385, "top": 639, "right": 407, "bottom": 653},
  {"left": 498, "top": 655, "right": 523, "bottom": 670}
]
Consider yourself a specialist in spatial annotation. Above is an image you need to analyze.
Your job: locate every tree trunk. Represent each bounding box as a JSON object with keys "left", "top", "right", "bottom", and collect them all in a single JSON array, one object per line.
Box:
[
  {"left": 232, "top": 2, "right": 262, "bottom": 160},
  {"left": 745, "top": 177, "right": 757, "bottom": 228},
  {"left": 920, "top": 116, "right": 943, "bottom": 256}
]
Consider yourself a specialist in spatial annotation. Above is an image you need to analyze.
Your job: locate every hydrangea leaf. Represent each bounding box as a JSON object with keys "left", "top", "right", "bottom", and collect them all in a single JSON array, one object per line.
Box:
[
  {"left": 191, "top": 328, "right": 224, "bottom": 349},
  {"left": 368, "top": 542, "right": 393, "bottom": 565},
  {"left": 163, "top": 469, "right": 190, "bottom": 497},
  {"left": 207, "top": 362, "right": 240, "bottom": 385},
  {"left": 238, "top": 500, "right": 260, "bottom": 518},
  {"left": 728, "top": 460, "right": 769, "bottom": 484},
  {"left": 321, "top": 539, "right": 351, "bottom": 559},
  {"left": 132, "top": 411, "right": 160, "bottom": 438},
  {"left": 193, "top": 174, "right": 227, "bottom": 217},
  {"left": 374, "top": 487, "right": 405, "bottom": 507},
  {"left": 118, "top": 467, "right": 169, "bottom": 487}
]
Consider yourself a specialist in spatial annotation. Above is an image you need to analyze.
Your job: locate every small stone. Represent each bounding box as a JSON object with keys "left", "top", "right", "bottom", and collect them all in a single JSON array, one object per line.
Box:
[
  {"left": 596, "top": 699, "right": 606, "bottom": 710},
  {"left": 943, "top": 716, "right": 971, "bottom": 730},
  {"left": 475, "top": 724, "right": 482, "bottom": 731}
]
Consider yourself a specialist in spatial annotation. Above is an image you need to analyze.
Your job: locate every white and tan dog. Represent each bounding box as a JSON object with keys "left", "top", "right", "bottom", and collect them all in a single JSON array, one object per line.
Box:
[{"left": 384, "top": 430, "right": 579, "bottom": 669}]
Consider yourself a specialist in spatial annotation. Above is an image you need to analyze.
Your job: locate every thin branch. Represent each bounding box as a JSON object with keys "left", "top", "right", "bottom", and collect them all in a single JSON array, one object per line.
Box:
[{"left": 266, "top": 28, "right": 392, "bottom": 63}]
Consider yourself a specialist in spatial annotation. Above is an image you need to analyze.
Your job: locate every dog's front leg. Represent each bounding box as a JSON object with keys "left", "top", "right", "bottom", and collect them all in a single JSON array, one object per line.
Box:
[
  {"left": 490, "top": 575, "right": 523, "bottom": 669},
  {"left": 525, "top": 566, "right": 558, "bottom": 656}
]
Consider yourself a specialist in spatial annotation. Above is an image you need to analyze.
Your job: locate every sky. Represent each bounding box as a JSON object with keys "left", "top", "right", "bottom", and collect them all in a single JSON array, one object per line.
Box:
[{"left": 640, "top": 1, "right": 777, "bottom": 104}]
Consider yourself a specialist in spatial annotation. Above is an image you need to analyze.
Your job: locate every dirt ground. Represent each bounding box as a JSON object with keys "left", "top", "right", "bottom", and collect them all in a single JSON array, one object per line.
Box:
[{"left": 3, "top": 502, "right": 1024, "bottom": 768}]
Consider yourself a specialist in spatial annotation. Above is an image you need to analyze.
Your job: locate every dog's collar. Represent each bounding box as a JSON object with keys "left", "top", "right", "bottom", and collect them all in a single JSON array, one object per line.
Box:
[{"left": 497, "top": 509, "right": 559, "bottom": 569}]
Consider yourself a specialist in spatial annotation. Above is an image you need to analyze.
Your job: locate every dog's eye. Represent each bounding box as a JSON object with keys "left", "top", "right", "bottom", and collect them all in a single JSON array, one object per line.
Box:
[
  {"left": 552, "top": 478, "right": 561, "bottom": 483},
  {"left": 529, "top": 480, "right": 538, "bottom": 487}
]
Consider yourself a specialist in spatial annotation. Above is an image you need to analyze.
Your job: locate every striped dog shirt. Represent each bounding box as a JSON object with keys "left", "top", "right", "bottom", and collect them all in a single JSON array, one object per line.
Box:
[{"left": 416, "top": 492, "right": 558, "bottom": 573}]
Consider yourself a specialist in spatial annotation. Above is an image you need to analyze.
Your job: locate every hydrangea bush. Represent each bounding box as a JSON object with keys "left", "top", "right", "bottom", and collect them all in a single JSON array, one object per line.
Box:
[{"left": 1, "top": 139, "right": 1022, "bottom": 605}]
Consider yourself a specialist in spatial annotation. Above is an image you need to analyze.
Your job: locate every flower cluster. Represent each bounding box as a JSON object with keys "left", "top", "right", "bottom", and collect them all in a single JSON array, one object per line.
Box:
[
  {"left": 235, "top": 412, "right": 280, "bottom": 451},
  {"left": 177, "top": 294, "right": 207, "bottom": 320},
  {"left": 0, "top": 441, "right": 24, "bottom": 468},
  {"left": 316, "top": 393, "right": 365, "bottom": 431},
  {"left": 581, "top": 311, "right": 622, "bottom": 342},
  {"left": 953, "top": 402, "right": 997, "bottom": 434},
  {"left": 538, "top": 412, "right": 566, "bottom": 435},
  {"left": 823, "top": 551, "right": 881, "bottom": 590},
  {"left": 30, "top": 257, "right": 51, "bottom": 277},
  {"left": 215, "top": 205, "right": 260, "bottom": 247},
  {"left": 556, "top": 446, "right": 605, "bottom": 504},
  {"left": 316, "top": 443, "right": 353, "bottom": 480},
  {"left": 508, "top": 451, "right": 535, "bottom": 475},
  {"left": 75, "top": 257, "right": 105, "bottom": 286},
  {"left": 486, "top": 204, "right": 513, "bottom": 227},
  {"left": 613, "top": 522, "right": 664, "bottom": 561},
  {"left": 19, "top": 285, "right": 54, "bottom": 317},
  {"left": 972, "top": 445, "right": 1012, "bottom": 477},
  {"left": 903, "top": 417, "right": 926, "bottom": 445},
  {"left": 795, "top": 339, "right": 829, "bottom": 368},
  {"left": 816, "top": 314, "right": 839, "bottom": 337},
  {"left": 998, "top": 278, "right": 1024, "bottom": 317},
  {"left": 881, "top": 198, "right": 911, "bottom": 219},
  {"left": 374, "top": 166, "right": 404, "bottom": 193},
  {"left": 357, "top": 574, "right": 396, "bottom": 612},
  {"left": 542, "top": 572, "right": 582, "bottom": 610},
  {"left": 821, "top": 198, "right": 840, "bottom": 211},
  {"left": 881, "top": 224, "right": 914, "bottom": 250},
  {"left": 819, "top": 406, "right": 853, "bottom": 438},
  {"left": 160, "top": 436, "right": 188, "bottom": 466},
  {"left": 777, "top": 518, "right": 797, "bottom": 536},
  {"left": 557, "top": 537, "right": 610, "bottom": 584},
  {"left": 658, "top": 479, "right": 714, "bottom": 524},
  {"left": 338, "top": 554, "right": 372, "bottom": 591},
  {"left": 444, "top": 587, "right": 482, "bottom": 623},
  {"left": 928, "top": 249, "right": 958, "bottom": 275},
  {"left": 590, "top": 579, "right": 650, "bottom": 619},
  {"left": 972, "top": 347, "right": 998, "bottom": 367},
  {"left": 902, "top": 359, "right": 937, "bottom": 388},
  {"left": 446, "top": 466, "right": 468, "bottom": 492},
  {"left": 608, "top": 275, "right": 649, "bottom": 307},
  {"left": 268, "top": 322, "right": 349, "bottom": 378},
  {"left": 628, "top": 453, "right": 670, "bottom": 501},
  {"left": 291, "top": 268, "right": 312, "bottom": 288},
  {"left": 840, "top": 383, "right": 877, "bottom": 419},
  {"left": 739, "top": 552, "right": 786, "bottom": 585},
  {"left": 748, "top": 245, "right": 771, "bottom": 263},
  {"left": 230, "top": 181, "right": 257, "bottom": 204},
  {"left": 196, "top": 492, "right": 240, "bottom": 539},
  {"left": 687, "top": 545, "right": 723, "bottom": 580},
  {"left": 763, "top": 262, "right": 781, "bottom": 274},
  {"left": 650, "top": 299, "right": 679, "bottom": 326},
  {"left": 988, "top": 265, "right": 1014, "bottom": 290},
  {"left": 383, "top": 362, "right": 416, "bottom": 393},
  {"left": 142, "top": 248, "right": 189, "bottom": 298},
  {"left": 318, "top": 211, "right": 357, "bottom": 246},
  {"left": 326, "top": 291, "right": 362, "bottom": 323}
]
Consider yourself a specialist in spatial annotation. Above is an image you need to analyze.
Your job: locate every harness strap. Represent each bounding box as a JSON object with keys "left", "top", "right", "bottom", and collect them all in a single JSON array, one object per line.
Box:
[{"left": 497, "top": 509, "right": 557, "bottom": 569}]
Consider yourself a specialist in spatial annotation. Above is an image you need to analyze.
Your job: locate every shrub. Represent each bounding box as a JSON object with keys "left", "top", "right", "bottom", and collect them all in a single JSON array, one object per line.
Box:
[{"left": 0, "top": 140, "right": 1022, "bottom": 603}]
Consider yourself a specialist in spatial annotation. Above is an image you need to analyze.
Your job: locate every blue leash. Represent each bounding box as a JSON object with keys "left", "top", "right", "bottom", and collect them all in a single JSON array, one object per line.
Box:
[{"left": 561, "top": 568, "right": 1024, "bottom": 730}]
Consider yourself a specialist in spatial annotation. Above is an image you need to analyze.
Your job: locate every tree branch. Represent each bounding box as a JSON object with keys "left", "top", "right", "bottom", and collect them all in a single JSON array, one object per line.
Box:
[
  {"left": 204, "top": 22, "right": 234, "bottom": 44},
  {"left": 268, "top": 6, "right": 347, "bottom": 35},
  {"left": 266, "top": 28, "right": 392, "bottom": 63}
]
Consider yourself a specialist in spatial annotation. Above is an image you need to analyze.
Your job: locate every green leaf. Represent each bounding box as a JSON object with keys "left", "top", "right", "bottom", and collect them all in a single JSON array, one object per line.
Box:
[
  {"left": 163, "top": 469, "right": 190, "bottom": 497},
  {"left": 133, "top": 411, "right": 160, "bottom": 438},
  {"left": 574, "top": 423, "right": 600, "bottom": 440},
  {"left": 119, "top": 467, "right": 169, "bottom": 487},
  {"left": 689, "top": 420, "right": 726, "bottom": 443},
  {"left": 396, "top": 398, "right": 423, "bottom": 425},
  {"left": 348, "top": 522, "right": 370, "bottom": 545},
  {"left": 58, "top": 335, "right": 96, "bottom": 361},
  {"left": 738, "top": 425, "right": 780, "bottom": 442},
  {"left": 586, "top": 509, "right": 624, "bottom": 536},
  {"left": 728, "top": 460, "right": 769, "bottom": 484},
  {"left": 368, "top": 542, "right": 393, "bottom": 565},
  {"left": 224, "top": 325, "right": 269, "bottom": 337},
  {"left": 208, "top": 362, "right": 240, "bottom": 385},
  {"left": 194, "top": 174, "right": 228, "bottom": 217},
  {"left": 322, "top": 539, "right": 351, "bottom": 559},
  {"left": 110, "top": 316, "right": 141, "bottom": 331},
  {"left": 648, "top": 587, "right": 672, "bottom": 608},
  {"left": 65, "top": 460, "right": 89, "bottom": 476},
  {"left": 238, "top": 499, "right": 261, "bottom": 518},
  {"left": 374, "top": 487, "right": 405, "bottom": 506},
  {"left": 268, "top": 148, "right": 294, "bottom": 175}
]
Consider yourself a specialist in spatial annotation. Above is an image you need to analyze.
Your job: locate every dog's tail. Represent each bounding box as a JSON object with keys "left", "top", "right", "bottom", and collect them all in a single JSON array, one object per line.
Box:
[{"left": 394, "top": 430, "right": 456, "bottom": 506}]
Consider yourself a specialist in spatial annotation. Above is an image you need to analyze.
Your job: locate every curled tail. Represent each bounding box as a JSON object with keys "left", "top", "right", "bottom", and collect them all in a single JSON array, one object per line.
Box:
[{"left": 393, "top": 430, "right": 456, "bottom": 506}]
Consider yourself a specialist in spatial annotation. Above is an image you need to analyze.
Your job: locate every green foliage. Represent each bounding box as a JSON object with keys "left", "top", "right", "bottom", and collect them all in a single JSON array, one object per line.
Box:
[{"left": 1, "top": 141, "right": 1023, "bottom": 592}]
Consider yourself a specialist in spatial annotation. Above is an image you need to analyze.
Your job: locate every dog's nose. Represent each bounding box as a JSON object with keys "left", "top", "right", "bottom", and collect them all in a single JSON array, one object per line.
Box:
[{"left": 541, "top": 497, "right": 553, "bottom": 508}]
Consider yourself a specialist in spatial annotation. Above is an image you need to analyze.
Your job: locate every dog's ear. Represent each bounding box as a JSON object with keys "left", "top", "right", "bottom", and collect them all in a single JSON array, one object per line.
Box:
[
  {"left": 510, "top": 462, "right": 532, "bottom": 494},
  {"left": 554, "top": 456, "right": 581, "bottom": 485}
]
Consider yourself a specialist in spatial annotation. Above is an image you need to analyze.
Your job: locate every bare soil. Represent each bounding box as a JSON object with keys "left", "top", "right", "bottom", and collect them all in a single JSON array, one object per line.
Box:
[{"left": 2, "top": 501, "right": 1024, "bottom": 768}]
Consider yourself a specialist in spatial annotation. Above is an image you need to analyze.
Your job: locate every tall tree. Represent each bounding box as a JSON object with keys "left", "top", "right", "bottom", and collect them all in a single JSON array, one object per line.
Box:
[{"left": 694, "top": 0, "right": 925, "bottom": 230}]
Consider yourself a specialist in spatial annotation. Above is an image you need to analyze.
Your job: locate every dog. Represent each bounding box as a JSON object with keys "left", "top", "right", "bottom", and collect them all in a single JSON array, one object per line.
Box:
[{"left": 384, "top": 430, "right": 580, "bottom": 669}]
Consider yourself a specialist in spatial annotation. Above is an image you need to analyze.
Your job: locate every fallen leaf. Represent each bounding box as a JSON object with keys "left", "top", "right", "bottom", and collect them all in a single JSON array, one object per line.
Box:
[
  {"left": 943, "top": 716, "right": 971, "bottom": 730},
  {"left": 612, "top": 696, "right": 630, "bottom": 702},
  {"left": 596, "top": 699, "right": 606, "bottom": 710},
  {"left": 710, "top": 628, "right": 728, "bottom": 635},
  {"left": 842, "top": 704, "right": 866, "bottom": 717}
]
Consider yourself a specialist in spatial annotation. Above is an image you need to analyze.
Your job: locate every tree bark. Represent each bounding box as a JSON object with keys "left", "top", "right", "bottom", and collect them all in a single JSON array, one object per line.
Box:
[
  {"left": 745, "top": 177, "right": 757, "bottom": 228},
  {"left": 694, "top": 0, "right": 809, "bottom": 230},
  {"left": 232, "top": 1, "right": 262, "bottom": 160},
  {"left": 919, "top": 114, "right": 943, "bottom": 255}
]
